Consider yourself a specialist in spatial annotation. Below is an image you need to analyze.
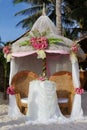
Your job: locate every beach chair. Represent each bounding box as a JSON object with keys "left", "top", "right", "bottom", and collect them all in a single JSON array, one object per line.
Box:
[
  {"left": 49, "top": 71, "right": 75, "bottom": 115},
  {"left": 80, "top": 71, "right": 87, "bottom": 89}
]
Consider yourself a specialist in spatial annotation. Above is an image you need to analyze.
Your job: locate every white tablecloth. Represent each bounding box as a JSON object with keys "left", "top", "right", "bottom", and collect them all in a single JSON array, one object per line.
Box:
[{"left": 27, "top": 80, "right": 60, "bottom": 121}]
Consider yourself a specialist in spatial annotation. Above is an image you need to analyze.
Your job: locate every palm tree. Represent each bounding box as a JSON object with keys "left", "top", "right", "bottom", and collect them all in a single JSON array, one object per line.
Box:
[
  {"left": 63, "top": 0, "right": 87, "bottom": 39},
  {"left": 13, "top": 0, "right": 65, "bottom": 35},
  {"left": 13, "top": 0, "right": 56, "bottom": 29},
  {"left": 56, "top": 0, "right": 62, "bottom": 35},
  {"left": 14, "top": 0, "right": 87, "bottom": 39},
  {"left": 0, "top": 38, "right": 10, "bottom": 99},
  {"left": 13, "top": 0, "right": 78, "bottom": 37}
]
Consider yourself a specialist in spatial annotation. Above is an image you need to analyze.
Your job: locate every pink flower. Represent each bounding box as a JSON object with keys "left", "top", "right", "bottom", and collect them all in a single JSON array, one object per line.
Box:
[
  {"left": 71, "top": 44, "right": 79, "bottom": 53},
  {"left": 7, "top": 86, "right": 15, "bottom": 95},
  {"left": 38, "top": 76, "right": 45, "bottom": 81},
  {"left": 75, "top": 88, "right": 84, "bottom": 95},
  {"left": 3, "top": 46, "right": 11, "bottom": 55},
  {"left": 30, "top": 37, "right": 48, "bottom": 50}
]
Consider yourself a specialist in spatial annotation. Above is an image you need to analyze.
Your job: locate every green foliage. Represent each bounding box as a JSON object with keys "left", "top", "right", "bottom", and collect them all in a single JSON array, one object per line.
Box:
[
  {"left": 19, "top": 40, "right": 30, "bottom": 46},
  {"left": 48, "top": 38, "right": 64, "bottom": 44},
  {"left": 0, "top": 48, "right": 10, "bottom": 99},
  {"left": 19, "top": 29, "right": 64, "bottom": 46},
  {"left": 13, "top": 0, "right": 54, "bottom": 4},
  {"left": 13, "top": 0, "right": 87, "bottom": 40},
  {"left": 13, "top": 0, "right": 29, "bottom": 4},
  {"left": 13, "top": 0, "right": 56, "bottom": 30},
  {"left": 63, "top": 0, "right": 87, "bottom": 39},
  {"left": 16, "top": 10, "right": 42, "bottom": 29},
  {"left": 0, "top": 51, "right": 6, "bottom": 64}
]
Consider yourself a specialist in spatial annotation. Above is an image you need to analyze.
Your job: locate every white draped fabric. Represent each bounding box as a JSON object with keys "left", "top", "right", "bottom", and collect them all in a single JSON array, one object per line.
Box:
[
  {"left": 9, "top": 55, "right": 43, "bottom": 84},
  {"left": 70, "top": 53, "right": 83, "bottom": 120},
  {"left": 8, "top": 80, "right": 70, "bottom": 123},
  {"left": 27, "top": 80, "right": 61, "bottom": 121},
  {"left": 46, "top": 54, "right": 71, "bottom": 77},
  {"left": 26, "top": 80, "right": 70, "bottom": 123},
  {"left": 70, "top": 94, "right": 83, "bottom": 120},
  {"left": 8, "top": 95, "right": 23, "bottom": 118},
  {"left": 8, "top": 70, "right": 84, "bottom": 123},
  {"left": 9, "top": 54, "right": 72, "bottom": 83},
  {"left": 8, "top": 53, "right": 84, "bottom": 122}
]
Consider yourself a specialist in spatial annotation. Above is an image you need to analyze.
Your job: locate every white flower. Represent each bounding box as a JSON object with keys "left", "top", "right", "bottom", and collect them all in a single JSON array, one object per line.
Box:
[
  {"left": 4, "top": 54, "right": 7, "bottom": 58},
  {"left": 37, "top": 50, "right": 46, "bottom": 59},
  {"left": 6, "top": 53, "right": 12, "bottom": 62}
]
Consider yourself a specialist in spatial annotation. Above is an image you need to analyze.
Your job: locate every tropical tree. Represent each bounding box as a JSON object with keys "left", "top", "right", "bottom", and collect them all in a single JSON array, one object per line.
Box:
[
  {"left": 13, "top": 0, "right": 56, "bottom": 29},
  {"left": 56, "top": 0, "right": 62, "bottom": 35},
  {"left": 13, "top": 0, "right": 87, "bottom": 39},
  {"left": 0, "top": 39, "right": 10, "bottom": 99},
  {"left": 0, "top": 51, "right": 10, "bottom": 99},
  {"left": 13, "top": 0, "right": 65, "bottom": 35},
  {"left": 63, "top": 0, "right": 87, "bottom": 39}
]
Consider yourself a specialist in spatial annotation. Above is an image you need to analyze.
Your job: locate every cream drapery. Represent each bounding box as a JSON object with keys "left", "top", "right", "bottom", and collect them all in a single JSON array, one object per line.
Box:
[
  {"left": 8, "top": 53, "right": 84, "bottom": 121},
  {"left": 70, "top": 53, "right": 83, "bottom": 120}
]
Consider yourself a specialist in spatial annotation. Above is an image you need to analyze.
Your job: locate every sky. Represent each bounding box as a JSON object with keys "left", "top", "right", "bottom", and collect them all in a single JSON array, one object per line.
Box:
[{"left": 0, "top": 0, "right": 29, "bottom": 43}]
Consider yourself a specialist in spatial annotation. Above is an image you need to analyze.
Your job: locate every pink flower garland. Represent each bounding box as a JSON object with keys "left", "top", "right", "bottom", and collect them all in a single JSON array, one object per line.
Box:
[
  {"left": 7, "top": 86, "right": 15, "bottom": 95},
  {"left": 30, "top": 37, "right": 48, "bottom": 50},
  {"left": 71, "top": 43, "right": 79, "bottom": 53},
  {"left": 3, "top": 45, "right": 12, "bottom": 62},
  {"left": 38, "top": 76, "right": 48, "bottom": 81},
  {"left": 75, "top": 88, "right": 84, "bottom": 95},
  {"left": 38, "top": 76, "right": 46, "bottom": 81},
  {"left": 3, "top": 46, "right": 11, "bottom": 55}
]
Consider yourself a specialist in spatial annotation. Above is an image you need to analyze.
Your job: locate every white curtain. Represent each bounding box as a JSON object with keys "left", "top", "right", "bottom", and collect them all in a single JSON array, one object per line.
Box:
[
  {"left": 46, "top": 54, "right": 71, "bottom": 77},
  {"left": 27, "top": 80, "right": 58, "bottom": 121},
  {"left": 26, "top": 80, "right": 70, "bottom": 123},
  {"left": 9, "top": 55, "right": 43, "bottom": 84},
  {"left": 8, "top": 53, "right": 84, "bottom": 122},
  {"left": 8, "top": 95, "right": 23, "bottom": 118},
  {"left": 70, "top": 53, "right": 83, "bottom": 120}
]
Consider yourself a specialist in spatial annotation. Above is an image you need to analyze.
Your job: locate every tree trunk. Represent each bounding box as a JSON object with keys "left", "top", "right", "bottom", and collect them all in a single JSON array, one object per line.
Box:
[{"left": 56, "top": 0, "right": 62, "bottom": 35}]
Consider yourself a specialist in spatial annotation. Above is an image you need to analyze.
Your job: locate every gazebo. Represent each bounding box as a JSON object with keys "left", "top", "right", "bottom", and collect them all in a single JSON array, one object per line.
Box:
[
  {"left": 4, "top": 14, "right": 86, "bottom": 122},
  {"left": 9, "top": 15, "right": 86, "bottom": 82}
]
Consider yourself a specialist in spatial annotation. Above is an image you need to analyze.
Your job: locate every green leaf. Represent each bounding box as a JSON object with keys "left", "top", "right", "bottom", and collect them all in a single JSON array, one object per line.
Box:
[
  {"left": 48, "top": 38, "right": 64, "bottom": 44},
  {"left": 31, "top": 29, "right": 41, "bottom": 37},
  {"left": 19, "top": 40, "right": 30, "bottom": 46}
]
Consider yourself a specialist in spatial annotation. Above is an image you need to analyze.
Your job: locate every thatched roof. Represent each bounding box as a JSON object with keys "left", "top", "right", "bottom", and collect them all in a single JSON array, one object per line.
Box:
[{"left": 11, "top": 15, "right": 86, "bottom": 60}]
